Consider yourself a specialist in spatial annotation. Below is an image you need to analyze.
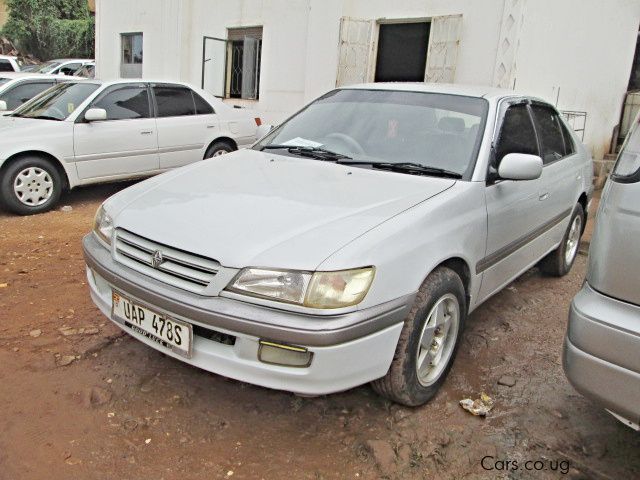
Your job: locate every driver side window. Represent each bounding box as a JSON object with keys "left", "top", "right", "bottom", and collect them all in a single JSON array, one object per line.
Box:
[
  {"left": 90, "top": 85, "right": 151, "bottom": 121},
  {"left": 495, "top": 104, "right": 539, "bottom": 164}
]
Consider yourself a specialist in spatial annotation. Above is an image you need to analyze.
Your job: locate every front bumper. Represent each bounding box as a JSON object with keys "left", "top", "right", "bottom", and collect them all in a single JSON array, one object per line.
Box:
[
  {"left": 83, "top": 234, "right": 409, "bottom": 395},
  {"left": 563, "top": 282, "right": 640, "bottom": 429}
]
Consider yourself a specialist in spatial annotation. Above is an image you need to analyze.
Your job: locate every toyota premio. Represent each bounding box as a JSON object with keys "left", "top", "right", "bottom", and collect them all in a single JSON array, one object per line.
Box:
[{"left": 84, "top": 84, "right": 592, "bottom": 405}]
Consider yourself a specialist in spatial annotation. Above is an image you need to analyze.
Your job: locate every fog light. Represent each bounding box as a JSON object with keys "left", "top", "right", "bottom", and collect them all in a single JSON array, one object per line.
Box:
[{"left": 258, "top": 340, "right": 313, "bottom": 368}]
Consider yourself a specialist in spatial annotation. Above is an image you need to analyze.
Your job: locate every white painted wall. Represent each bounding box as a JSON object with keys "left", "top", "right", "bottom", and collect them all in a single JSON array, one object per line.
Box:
[{"left": 95, "top": 0, "right": 640, "bottom": 159}]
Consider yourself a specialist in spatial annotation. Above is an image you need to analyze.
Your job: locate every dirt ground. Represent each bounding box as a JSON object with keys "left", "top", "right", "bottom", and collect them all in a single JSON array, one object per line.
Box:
[{"left": 0, "top": 184, "right": 638, "bottom": 480}]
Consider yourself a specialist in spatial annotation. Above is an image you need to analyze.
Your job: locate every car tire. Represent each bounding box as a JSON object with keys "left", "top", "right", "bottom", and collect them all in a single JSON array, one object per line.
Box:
[
  {"left": 371, "top": 267, "right": 466, "bottom": 406},
  {"left": 204, "top": 140, "right": 236, "bottom": 158},
  {"left": 0, "top": 156, "right": 63, "bottom": 215},
  {"left": 539, "top": 204, "right": 585, "bottom": 277}
]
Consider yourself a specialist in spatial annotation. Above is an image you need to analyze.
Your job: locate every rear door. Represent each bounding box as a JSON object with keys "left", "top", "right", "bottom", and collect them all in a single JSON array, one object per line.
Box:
[
  {"left": 74, "top": 83, "right": 159, "bottom": 179},
  {"left": 152, "top": 83, "right": 219, "bottom": 169},
  {"left": 529, "top": 102, "right": 582, "bottom": 247},
  {"left": 479, "top": 100, "right": 546, "bottom": 300}
]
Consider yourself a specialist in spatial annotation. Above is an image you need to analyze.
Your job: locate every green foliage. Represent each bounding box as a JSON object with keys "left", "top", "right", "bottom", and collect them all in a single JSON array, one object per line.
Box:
[{"left": 1, "top": 0, "right": 94, "bottom": 60}]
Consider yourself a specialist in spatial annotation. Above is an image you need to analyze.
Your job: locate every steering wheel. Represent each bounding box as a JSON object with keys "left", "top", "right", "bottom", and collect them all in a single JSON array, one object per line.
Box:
[{"left": 323, "top": 132, "right": 365, "bottom": 155}]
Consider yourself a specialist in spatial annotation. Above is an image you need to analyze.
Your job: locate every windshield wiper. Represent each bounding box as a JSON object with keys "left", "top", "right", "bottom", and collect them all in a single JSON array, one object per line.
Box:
[
  {"left": 358, "top": 162, "right": 462, "bottom": 178},
  {"left": 261, "top": 144, "right": 352, "bottom": 161}
]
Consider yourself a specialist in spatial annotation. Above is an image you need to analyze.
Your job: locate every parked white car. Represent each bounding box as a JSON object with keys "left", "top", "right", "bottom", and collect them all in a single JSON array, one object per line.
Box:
[
  {"left": 84, "top": 83, "right": 593, "bottom": 405},
  {"left": 0, "top": 73, "right": 75, "bottom": 115},
  {"left": 0, "top": 55, "right": 21, "bottom": 73},
  {"left": 0, "top": 79, "right": 261, "bottom": 214},
  {"left": 33, "top": 58, "right": 94, "bottom": 76}
]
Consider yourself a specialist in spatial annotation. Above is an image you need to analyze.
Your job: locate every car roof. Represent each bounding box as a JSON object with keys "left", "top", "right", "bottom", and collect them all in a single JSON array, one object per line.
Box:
[
  {"left": 341, "top": 82, "right": 524, "bottom": 101},
  {"left": 0, "top": 55, "right": 17, "bottom": 60},
  {"left": 0, "top": 72, "right": 63, "bottom": 80}
]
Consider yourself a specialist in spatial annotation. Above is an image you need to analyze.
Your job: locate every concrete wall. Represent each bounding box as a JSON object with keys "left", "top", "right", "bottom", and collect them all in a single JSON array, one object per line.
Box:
[{"left": 95, "top": 0, "right": 640, "bottom": 160}]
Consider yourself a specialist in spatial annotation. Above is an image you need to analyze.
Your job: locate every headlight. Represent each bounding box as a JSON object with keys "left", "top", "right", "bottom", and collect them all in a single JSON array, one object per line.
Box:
[
  {"left": 93, "top": 205, "right": 113, "bottom": 245},
  {"left": 227, "top": 267, "right": 375, "bottom": 309}
]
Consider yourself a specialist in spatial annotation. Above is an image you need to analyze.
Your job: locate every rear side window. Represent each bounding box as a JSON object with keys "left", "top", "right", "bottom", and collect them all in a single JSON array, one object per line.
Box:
[
  {"left": 153, "top": 85, "right": 195, "bottom": 117},
  {"left": 91, "top": 85, "right": 150, "bottom": 120},
  {"left": 496, "top": 104, "right": 539, "bottom": 163},
  {"left": 530, "top": 105, "right": 566, "bottom": 164},
  {"left": 0, "top": 81, "right": 55, "bottom": 110},
  {"left": 193, "top": 92, "right": 214, "bottom": 114},
  {"left": 0, "top": 59, "right": 13, "bottom": 72},
  {"left": 559, "top": 121, "right": 576, "bottom": 156}
]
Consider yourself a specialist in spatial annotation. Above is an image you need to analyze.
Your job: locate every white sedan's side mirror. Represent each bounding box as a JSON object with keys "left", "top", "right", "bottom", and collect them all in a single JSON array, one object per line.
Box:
[
  {"left": 85, "top": 108, "right": 107, "bottom": 122},
  {"left": 0, "top": 100, "right": 7, "bottom": 111},
  {"left": 256, "top": 124, "right": 274, "bottom": 139},
  {"left": 498, "top": 153, "right": 543, "bottom": 181}
]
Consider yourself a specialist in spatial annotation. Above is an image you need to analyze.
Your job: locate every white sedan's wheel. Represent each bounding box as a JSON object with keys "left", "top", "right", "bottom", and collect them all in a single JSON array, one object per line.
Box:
[
  {"left": 13, "top": 167, "right": 54, "bottom": 207},
  {"left": 564, "top": 214, "right": 582, "bottom": 266},
  {"left": 0, "top": 157, "right": 63, "bottom": 215}
]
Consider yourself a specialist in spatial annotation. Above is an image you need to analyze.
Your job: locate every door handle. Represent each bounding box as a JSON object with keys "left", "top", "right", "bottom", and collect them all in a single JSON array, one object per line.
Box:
[
  {"left": 140, "top": 130, "right": 153, "bottom": 135},
  {"left": 206, "top": 125, "right": 216, "bottom": 129},
  {"left": 539, "top": 192, "right": 549, "bottom": 201}
]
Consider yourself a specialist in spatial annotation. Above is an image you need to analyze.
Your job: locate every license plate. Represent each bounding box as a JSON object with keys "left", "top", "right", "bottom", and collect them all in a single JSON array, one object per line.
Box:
[{"left": 111, "top": 290, "right": 192, "bottom": 358}]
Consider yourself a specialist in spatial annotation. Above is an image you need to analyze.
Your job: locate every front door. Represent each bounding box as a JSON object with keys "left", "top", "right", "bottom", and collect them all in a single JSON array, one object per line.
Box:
[
  {"left": 74, "top": 84, "right": 159, "bottom": 180},
  {"left": 479, "top": 101, "right": 546, "bottom": 300}
]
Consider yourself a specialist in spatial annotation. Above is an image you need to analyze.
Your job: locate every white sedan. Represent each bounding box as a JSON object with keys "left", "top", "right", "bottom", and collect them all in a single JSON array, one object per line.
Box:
[{"left": 0, "top": 80, "right": 262, "bottom": 214}]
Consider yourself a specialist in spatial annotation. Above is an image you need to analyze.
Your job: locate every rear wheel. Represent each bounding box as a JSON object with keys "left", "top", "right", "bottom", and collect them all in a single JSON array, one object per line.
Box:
[
  {"left": 539, "top": 204, "right": 584, "bottom": 276},
  {"left": 0, "top": 156, "right": 63, "bottom": 215},
  {"left": 371, "top": 267, "right": 466, "bottom": 406},
  {"left": 204, "top": 140, "right": 236, "bottom": 158}
]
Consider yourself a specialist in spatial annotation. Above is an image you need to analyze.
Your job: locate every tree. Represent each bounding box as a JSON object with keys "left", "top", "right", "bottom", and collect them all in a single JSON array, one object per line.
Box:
[{"left": 1, "top": 0, "right": 94, "bottom": 60}]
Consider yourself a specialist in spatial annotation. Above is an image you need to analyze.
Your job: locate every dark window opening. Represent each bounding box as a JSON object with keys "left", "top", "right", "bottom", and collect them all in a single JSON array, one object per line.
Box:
[
  {"left": 227, "top": 31, "right": 262, "bottom": 100},
  {"left": 374, "top": 22, "right": 430, "bottom": 83},
  {"left": 0, "top": 60, "right": 14, "bottom": 72}
]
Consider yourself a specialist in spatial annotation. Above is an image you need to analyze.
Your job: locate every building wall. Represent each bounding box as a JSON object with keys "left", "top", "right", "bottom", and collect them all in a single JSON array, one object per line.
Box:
[
  {"left": 0, "top": 0, "right": 8, "bottom": 30},
  {"left": 95, "top": 0, "right": 640, "bottom": 160}
]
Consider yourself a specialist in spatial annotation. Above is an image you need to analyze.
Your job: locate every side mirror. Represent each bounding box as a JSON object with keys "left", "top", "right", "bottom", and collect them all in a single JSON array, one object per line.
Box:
[
  {"left": 0, "top": 100, "right": 7, "bottom": 111},
  {"left": 498, "top": 153, "right": 543, "bottom": 181},
  {"left": 255, "top": 124, "right": 274, "bottom": 139},
  {"left": 84, "top": 108, "right": 107, "bottom": 122}
]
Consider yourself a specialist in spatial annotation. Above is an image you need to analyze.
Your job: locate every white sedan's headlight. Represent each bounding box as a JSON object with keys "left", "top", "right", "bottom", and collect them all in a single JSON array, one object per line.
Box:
[
  {"left": 93, "top": 205, "right": 113, "bottom": 245},
  {"left": 227, "top": 267, "right": 375, "bottom": 309}
]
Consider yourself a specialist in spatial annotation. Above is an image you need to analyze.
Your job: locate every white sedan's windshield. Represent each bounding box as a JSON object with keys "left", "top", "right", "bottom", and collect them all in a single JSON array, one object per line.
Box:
[
  {"left": 257, "top": 89, "right": 488, "bottom": 178},
  {"left": 12, "top": 82, "right": 100, "bottom": 120}
]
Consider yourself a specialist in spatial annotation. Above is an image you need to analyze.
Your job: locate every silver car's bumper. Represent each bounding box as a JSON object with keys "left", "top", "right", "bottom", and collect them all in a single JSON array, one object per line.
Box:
[
  {"left": 83, "top": 234, "right": 411, "bottom": 395},
  {"left": 563, "top": 282, "right": 640, "bottom": 429}
]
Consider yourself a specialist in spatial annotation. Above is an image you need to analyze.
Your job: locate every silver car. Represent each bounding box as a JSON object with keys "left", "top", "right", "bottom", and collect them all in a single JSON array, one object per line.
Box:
[
  {"left": 84, "top": 84, "right": 593, "bottom": 405},
  {"left": 563, "top": 114, "right": 640, "bottom": 430}
]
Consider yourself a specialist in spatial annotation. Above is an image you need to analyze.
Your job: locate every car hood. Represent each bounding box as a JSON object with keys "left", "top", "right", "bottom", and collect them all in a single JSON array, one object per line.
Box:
[{"left": 111, "top": 149, "right": 455, "bottom": 270}]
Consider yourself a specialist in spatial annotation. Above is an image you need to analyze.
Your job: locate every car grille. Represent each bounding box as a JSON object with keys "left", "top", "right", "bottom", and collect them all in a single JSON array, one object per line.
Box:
[{"left": 114, "top": 229, "right": 219, "bottom": 294}]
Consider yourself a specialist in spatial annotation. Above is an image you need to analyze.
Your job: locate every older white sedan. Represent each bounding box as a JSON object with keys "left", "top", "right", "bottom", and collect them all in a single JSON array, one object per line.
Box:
[{"left": 0, "top": 79, "right": 261, "bottom": 214}]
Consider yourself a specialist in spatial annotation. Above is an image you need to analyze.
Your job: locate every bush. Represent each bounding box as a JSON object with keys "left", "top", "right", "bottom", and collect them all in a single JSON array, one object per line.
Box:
[{"left": 1, "top": 0, "right": 94, "bottom": 60}]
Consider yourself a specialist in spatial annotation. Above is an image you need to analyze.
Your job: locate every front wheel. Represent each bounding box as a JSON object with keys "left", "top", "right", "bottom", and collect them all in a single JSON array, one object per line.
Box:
[
  {"left": 371, "top": 267, "right": 466, "bottom": 406},
  {"left": 539, "top": 204, "right": 585, "bottom": 276},
  {"left": 0, "top": 156, "right": 63, "bottom": 215}
]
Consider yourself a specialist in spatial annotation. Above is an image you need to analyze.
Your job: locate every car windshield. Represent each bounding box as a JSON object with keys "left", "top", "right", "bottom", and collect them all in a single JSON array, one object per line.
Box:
[
  {"left": 12, "top": 82, "right": 100, "bottom": 120},
  {"left": 255, "top": 89, "right": 489, "bottom": 178},
  {"left": 34, "top": 61, "right": 62, "bottom": 73}
]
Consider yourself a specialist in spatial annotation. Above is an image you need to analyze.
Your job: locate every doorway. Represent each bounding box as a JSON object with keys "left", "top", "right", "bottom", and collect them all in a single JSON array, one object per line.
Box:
[{"left": 374, "top": 22, "right": 430, "bottom": 82}]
